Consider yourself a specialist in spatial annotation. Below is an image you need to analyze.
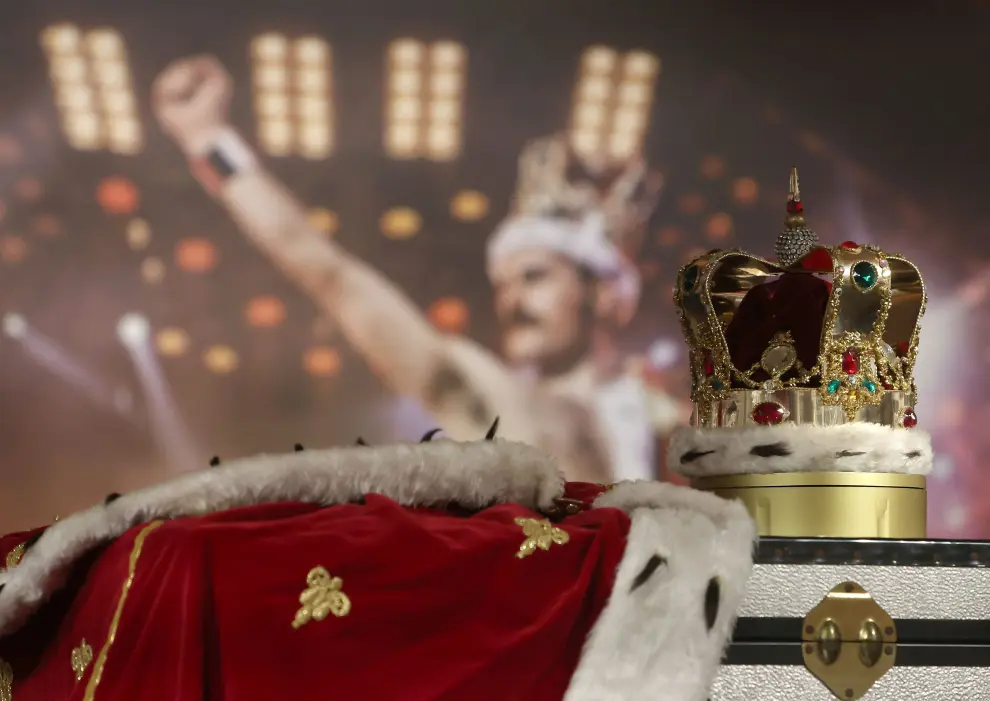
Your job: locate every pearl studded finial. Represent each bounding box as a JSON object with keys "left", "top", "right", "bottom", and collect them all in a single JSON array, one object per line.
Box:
[{"left": 775, "top": 167, "right": 819, "bottom": 267}]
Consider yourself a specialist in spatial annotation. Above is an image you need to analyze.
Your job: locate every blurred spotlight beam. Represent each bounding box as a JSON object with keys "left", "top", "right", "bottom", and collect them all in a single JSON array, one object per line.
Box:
[
  {"left": 385, "top": 39, "right": 466, "bottom": 161},
  {"left": 569, "top": 46, "right": 659, "bottom": 162},
  {"left": 251, "top": 34, "right": 334, "bottom": 159},
  {"left": 116, "top": 314, "right": 201, "bottom": 471},
  {"left": 40, "top": 23, "right": 143, "bottom": 154},
  {"left": 1, "top": 313, "right": 137, "bottom": 424}
]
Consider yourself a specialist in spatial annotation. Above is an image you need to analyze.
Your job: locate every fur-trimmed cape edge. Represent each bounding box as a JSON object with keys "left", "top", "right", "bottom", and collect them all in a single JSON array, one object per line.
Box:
[{"left": 669, "top": 422, "right": 933, "bottom": 478}]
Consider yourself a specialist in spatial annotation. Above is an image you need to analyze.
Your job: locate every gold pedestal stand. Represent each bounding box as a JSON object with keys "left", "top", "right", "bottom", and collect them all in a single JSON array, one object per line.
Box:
[{"left": 692, "top": 472, "right": 927, "bottom": 539}]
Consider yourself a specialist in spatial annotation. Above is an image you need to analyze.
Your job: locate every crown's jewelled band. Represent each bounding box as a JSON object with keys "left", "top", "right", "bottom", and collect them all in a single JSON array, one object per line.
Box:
[{"left": 693, "top": 388, "right": 916, "bottom": 429}]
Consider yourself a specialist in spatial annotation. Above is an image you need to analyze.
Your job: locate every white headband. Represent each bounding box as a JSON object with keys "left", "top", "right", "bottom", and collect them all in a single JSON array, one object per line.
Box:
[{"left": 486, "top": 213, "right": 641, "bottom": 301}]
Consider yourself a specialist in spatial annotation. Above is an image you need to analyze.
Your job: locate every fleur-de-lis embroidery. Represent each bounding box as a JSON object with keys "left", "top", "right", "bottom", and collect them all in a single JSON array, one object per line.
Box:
[
  {"left": 515, "top": 517, "right": 570, "bottom": 559},
  {"left": 4, "top": 543, "right": 24, "bottom": 570},
  {"left": 71, "top": 640, "right": 93, "bottom": 681},
  {"left": 292, "top": 567, "right": 351, "bottom": 629},
  {"left": 0, "top": 658, "right": 12, "bottom": 701}
]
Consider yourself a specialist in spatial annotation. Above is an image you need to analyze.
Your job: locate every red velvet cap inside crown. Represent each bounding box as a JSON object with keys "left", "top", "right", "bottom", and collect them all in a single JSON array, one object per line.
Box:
[{"left": 723, "top": 272, "right": 831, "bottom": 385}]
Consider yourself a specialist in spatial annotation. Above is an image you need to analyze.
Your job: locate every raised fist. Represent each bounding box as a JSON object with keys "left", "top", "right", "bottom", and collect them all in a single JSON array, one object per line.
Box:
[{"left": 152, "top": 55, "right": 232, "bottom": 155}]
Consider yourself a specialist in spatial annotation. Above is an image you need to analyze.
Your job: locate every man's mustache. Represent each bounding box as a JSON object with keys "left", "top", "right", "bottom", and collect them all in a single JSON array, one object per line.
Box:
[{"left": 506, "top": 307, "right": 542, "bottom": 328}]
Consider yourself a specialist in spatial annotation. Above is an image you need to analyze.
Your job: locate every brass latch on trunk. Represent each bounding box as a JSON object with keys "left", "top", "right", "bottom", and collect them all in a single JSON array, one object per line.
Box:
[{"left": 802, "top": 581, "right": 897, "bottom": 700}]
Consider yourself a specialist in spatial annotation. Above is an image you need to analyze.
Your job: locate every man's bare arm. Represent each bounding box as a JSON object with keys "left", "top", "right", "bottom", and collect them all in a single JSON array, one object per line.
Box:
[
  {"left": 217, "top": 169, "right": 448, "bottom": 399},
  {"left": 152, "top": 56, "right": 503, "bottom": 436}
]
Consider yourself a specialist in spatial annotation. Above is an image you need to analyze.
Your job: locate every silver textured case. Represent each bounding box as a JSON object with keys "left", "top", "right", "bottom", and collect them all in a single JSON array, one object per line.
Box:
[{"left": 712, "top": 543, "right": 990, "bottom": 700}]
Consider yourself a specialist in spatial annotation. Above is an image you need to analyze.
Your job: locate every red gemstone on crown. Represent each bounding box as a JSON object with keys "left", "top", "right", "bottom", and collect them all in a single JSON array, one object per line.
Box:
[
  {"left": 902, "top": 408, "right": 918, "bottom": 428},
  {"left": 895, "top": 341, "right": 910, "bottom": 357},
  {"left": 752, "top": 402, "right": 786, "bottom": 426},
  {"left": 840, "top": 240, "right": 860, "bottom": 249},
  {"left": 786, "top": 198, "right": 804, "bottom": 214},
  {"left": 702, "top": 351, "right": 714, "bottom": 376},
  {"left": 841, "top": 349, "right": 859, "bottom": 375}
]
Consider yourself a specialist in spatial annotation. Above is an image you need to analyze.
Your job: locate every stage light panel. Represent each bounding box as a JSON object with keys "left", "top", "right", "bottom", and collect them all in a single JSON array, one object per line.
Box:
[
  {"left": 41, "top": 24, "right": 142, "bottom": 154},
  {"left": 385, "top": 39, "right": 466, "bottom": 161},
  {"left": 251, "top": 34, "right": 334, "bottom": 159},
  {"left": 569, "top": 45, "right": 660, "bottom": 161}
]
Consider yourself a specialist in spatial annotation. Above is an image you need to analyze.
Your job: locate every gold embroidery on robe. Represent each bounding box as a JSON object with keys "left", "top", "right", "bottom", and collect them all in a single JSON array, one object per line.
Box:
[
  {"left": 515, "top": 517, "right": 570, "bottom": 559},
  {"left": 0, "top": 658, "right": 12, "bottom": 701},
  {"left": 4, "top": 543, "right": 24, "bottom": 570},
  {"left": 83, "top": 520, "right": 164, "bottom": 701},
  {"left": 71, "top": 640, "right": 94, "bottom": 681},
  {"left": 292, "top": 567, "right": 351, "bottom": 629}
]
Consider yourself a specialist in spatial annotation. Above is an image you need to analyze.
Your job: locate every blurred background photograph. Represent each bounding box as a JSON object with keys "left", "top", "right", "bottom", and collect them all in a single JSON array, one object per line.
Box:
[{"left": 1, "top": 0, "right": 988, "bottom": 536}]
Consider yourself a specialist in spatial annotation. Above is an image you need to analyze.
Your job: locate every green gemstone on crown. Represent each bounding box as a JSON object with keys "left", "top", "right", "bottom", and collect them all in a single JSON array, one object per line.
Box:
[
  {"left": 827, "top": 379, "right": 841, "bottom": 394},
  {"left": 862, "top": 378, "right": 877, "bottom": 393},
  {"left": 711, "top": 378, "right": 724, "bottom": 390},
  {"left": 851, "top": 261, "right": 878, "bottom": 290}
]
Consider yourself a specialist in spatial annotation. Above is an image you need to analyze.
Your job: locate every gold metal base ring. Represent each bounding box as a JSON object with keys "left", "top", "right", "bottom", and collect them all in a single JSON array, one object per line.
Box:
[{"left": 692, "top": 472, "right": 927, "bottom": 539}]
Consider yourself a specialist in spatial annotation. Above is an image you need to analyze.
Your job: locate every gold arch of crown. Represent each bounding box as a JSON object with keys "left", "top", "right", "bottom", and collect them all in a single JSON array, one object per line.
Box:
[{"left": 673, "top": 242, "right": 927, "bottom": 428}]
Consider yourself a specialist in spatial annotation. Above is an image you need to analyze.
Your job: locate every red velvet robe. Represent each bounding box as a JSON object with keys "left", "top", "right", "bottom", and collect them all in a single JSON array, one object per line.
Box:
[{"left": 0, "top": 493, "right": 629, "bottom": 701}]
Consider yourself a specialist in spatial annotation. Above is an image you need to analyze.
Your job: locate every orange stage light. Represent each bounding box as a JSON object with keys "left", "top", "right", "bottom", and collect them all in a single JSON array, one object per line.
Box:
[
  {"left": 450, "top": 190, "right": 489, "bottom": 221},
  {"left": 428, "top": 297, "right": 469, "bottom": 334},
  {"left": 0, "top": 236, "right": 27, "bottom": 264},
  {"left": 303, "top": 346, "right": 341, "bottom": 377},
  {"left": 732, "top": 177, "right": 759, "bottom": 206},
  {"left": 203, "top": 345, "right": 239, "bottom": 374},
  {"left": 676, "top": 193, "right": 705, "bottom": 215},
  {"left": 380, "top": 207, "right": 422, "bottom": 239},
  {"left": 16, "top": 178, "right": 43, "bottom": 202},
  {"left": 245, "top": 295, "right": 286, "bottom": 328},
  {"left": 33, "top": 215, "right": 63, "bottom": 237},
  {"left": 175, "top": 238, "right": 218, "bottom": 273},
  {"left": 155, "top": 328, "right": 190, "bottom": 357},
  {"left": 96, "top": 176, "right": 139, "bottom": 215},
  {"left": 699, "top": 155, "right": 725, "bottom": 180},
  {"left": 705, "top": 213, "right": 733, "bottom": 240},
  {"left": 141, "top": 256, "right": 165, "bottom": 284},
  {"left": 656, "top": 226, "right": 682, "bottom": 247}
]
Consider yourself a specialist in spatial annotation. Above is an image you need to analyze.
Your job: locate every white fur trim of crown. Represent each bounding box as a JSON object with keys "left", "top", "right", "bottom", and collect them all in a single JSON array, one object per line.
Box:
[
  {"left": 0, "top": 439, "right": 562, "bottom": 637},
  {"left": 485, "top": 213, "right": 640, "bottom": 300},
  {"left": 669, "top": 423, "right": 934, "bottom": 479},
  {"left": 565, "top": 481, "right": 757, "bottom": 701}
]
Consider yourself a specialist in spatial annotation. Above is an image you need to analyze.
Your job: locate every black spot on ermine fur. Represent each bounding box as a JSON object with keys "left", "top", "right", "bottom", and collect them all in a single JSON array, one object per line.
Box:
[
  {"left": 209, "top": 456, "right": 221, "bottom": 467},
  {"left": 835, "top": 450, "right": 866, "bottom": 457},
  {"left": 680, "top": 449, "right": 716, "bottom": 464},
  {"left": 104, "top": 493, "right": 122, "bottom": 505},
  {"left": 704, "top": 577, "right": 721, "bottom": 632},
  {"left": 905, "top": 450, "right": 922, "bottom": 458},
  {"left": 630, "top": 554, "right": 667, "bottom": 592},
  {"left": 750, "top": 442, "right": 791, "bottom": 458},
  {"left": 355, "top": 437, "right": 368, "bottom": 446},
  {"left": 420, "top": 428, "right": 442, "bottom": 442},
  {"left": 485, "top": 417, "right": 500, "bottom": 440},
  {"left": 294, "top": 443, "right": 305, "bottom": 452}
]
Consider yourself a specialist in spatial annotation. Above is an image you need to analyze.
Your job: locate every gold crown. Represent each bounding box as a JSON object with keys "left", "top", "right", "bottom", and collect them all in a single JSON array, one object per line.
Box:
[
  {"left": 513, "top": 134, "right": 662, "bottom": 254},
  {"left": 674, "top": 168, "right": 927, "bottom": 430}
]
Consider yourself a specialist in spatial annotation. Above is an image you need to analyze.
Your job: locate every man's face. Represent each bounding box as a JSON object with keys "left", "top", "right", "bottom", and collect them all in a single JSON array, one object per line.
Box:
[{"left": 490, "top": 249, "right": 595, "bottom": 367}]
